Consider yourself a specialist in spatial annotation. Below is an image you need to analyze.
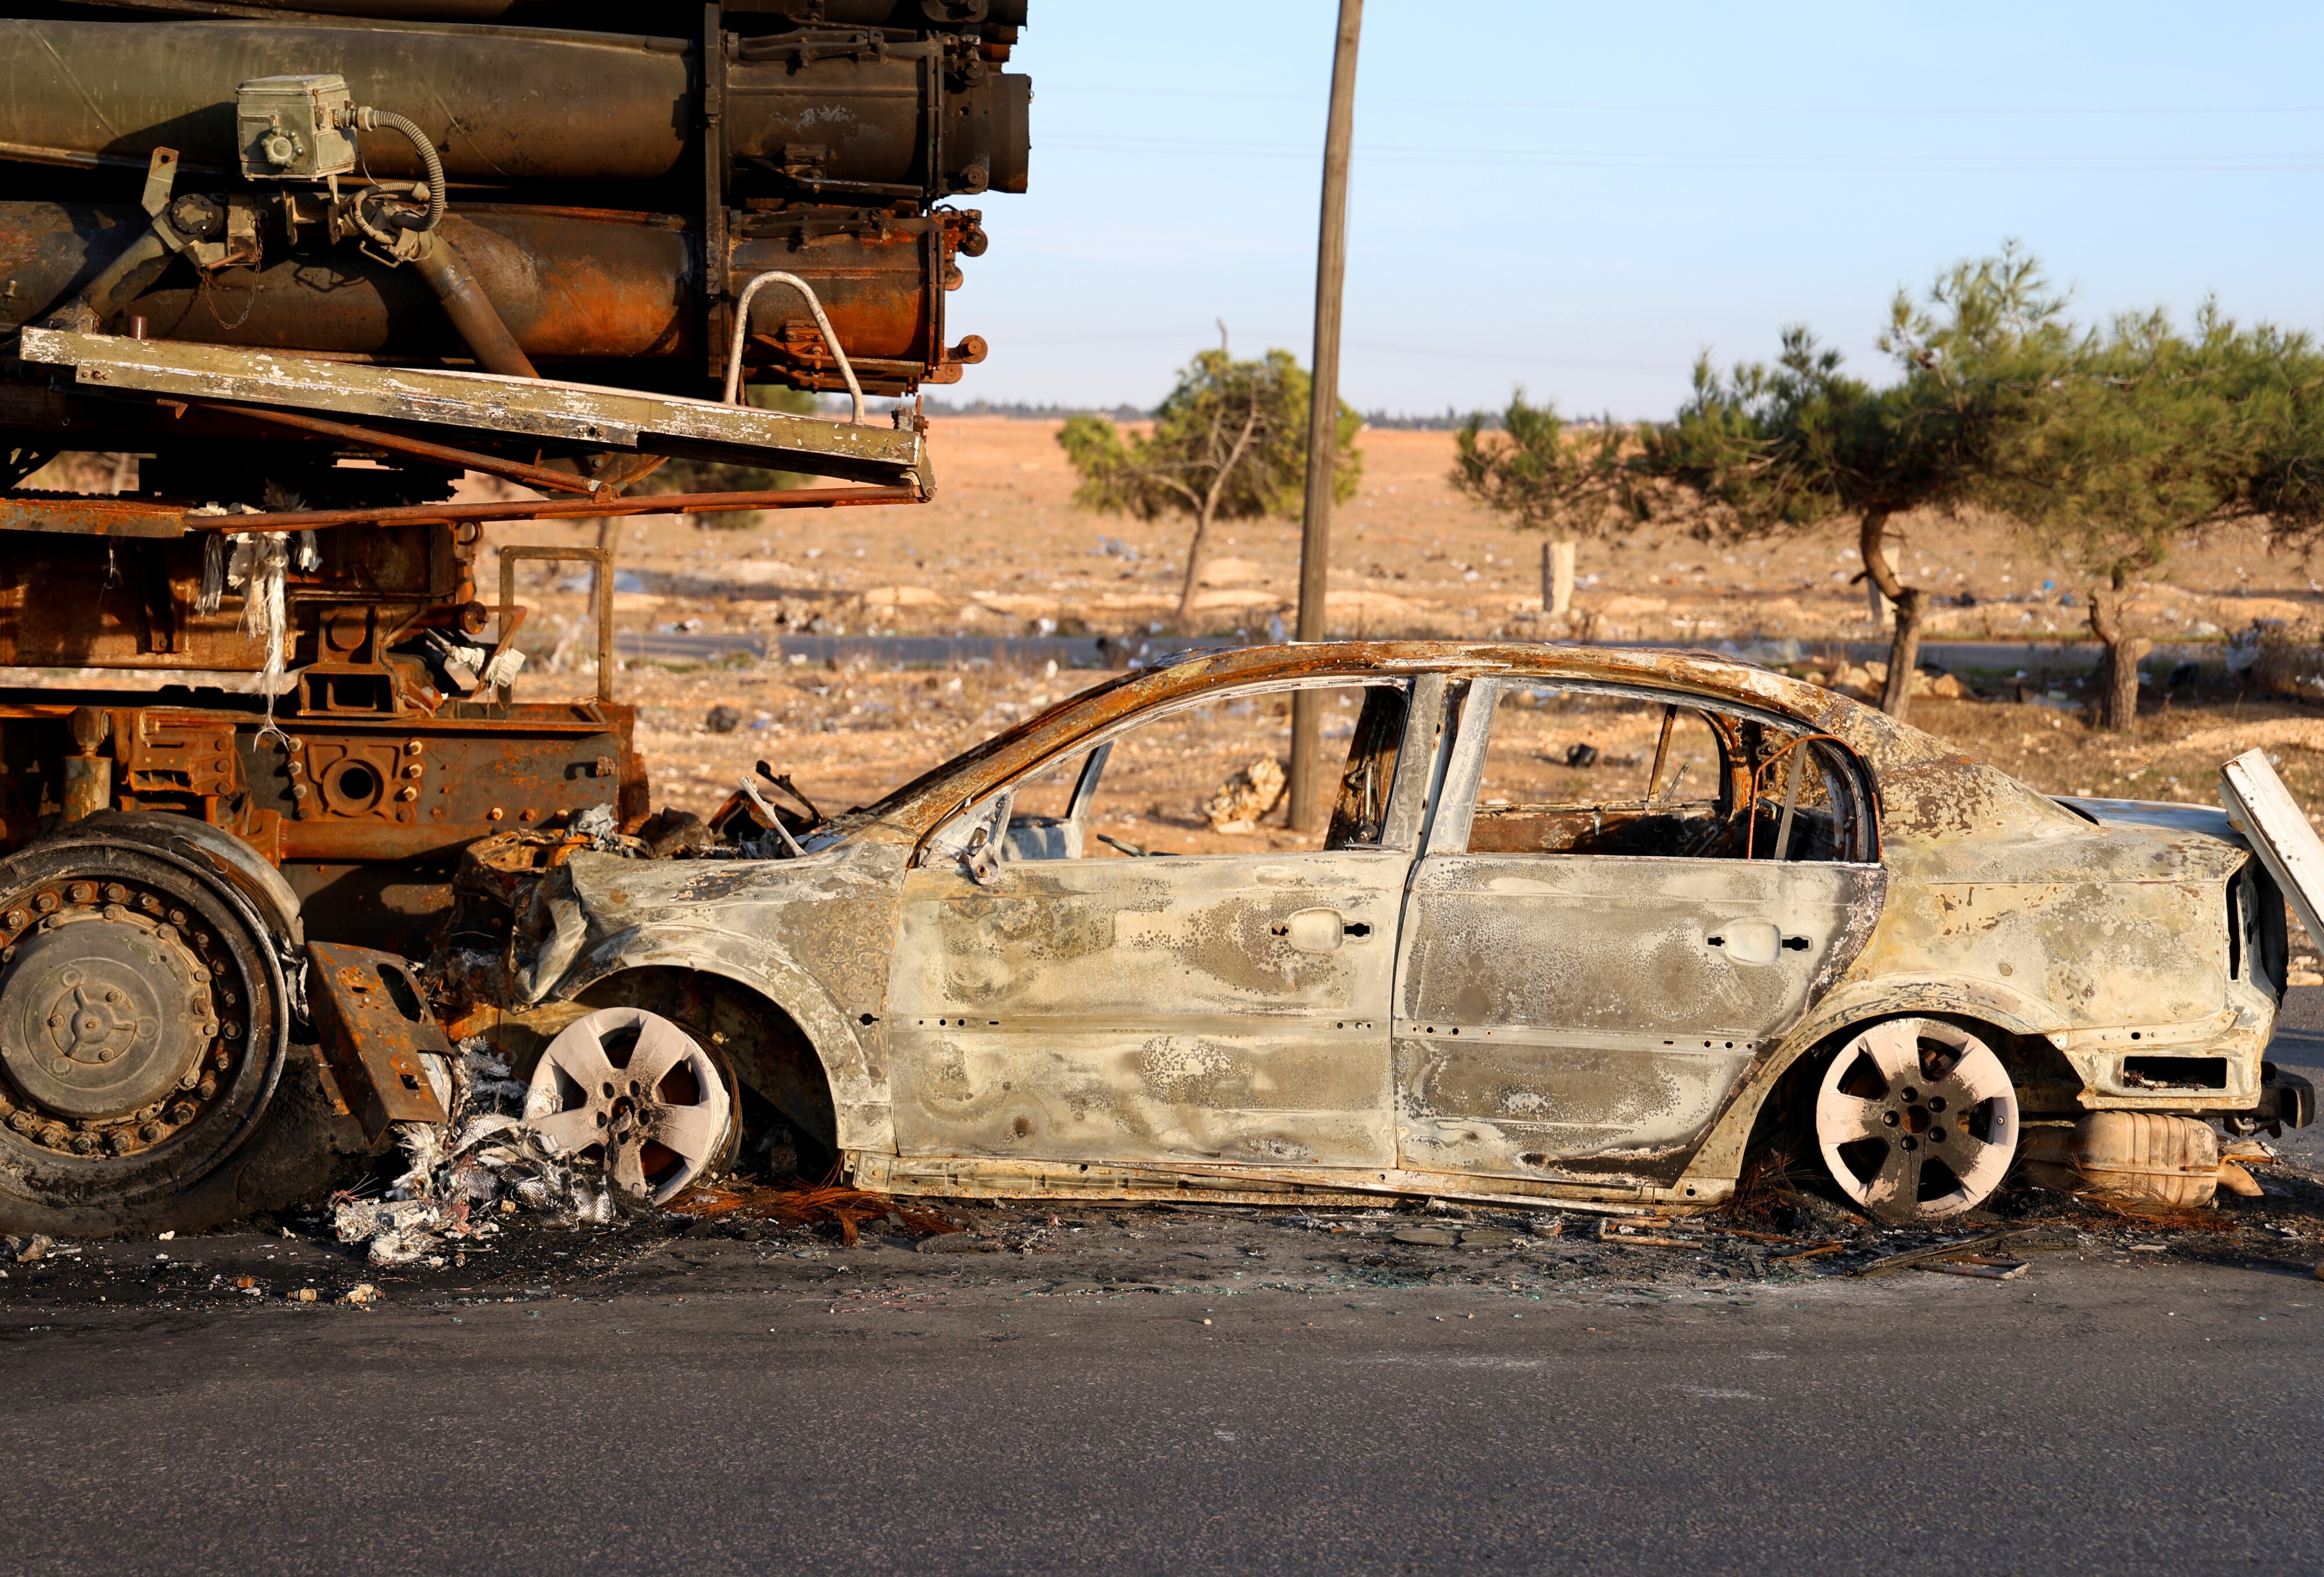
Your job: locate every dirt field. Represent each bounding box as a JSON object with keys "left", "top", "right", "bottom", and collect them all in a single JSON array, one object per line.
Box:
[{"left": 491, "top": 418, "right": 2324, "bottom": 652}]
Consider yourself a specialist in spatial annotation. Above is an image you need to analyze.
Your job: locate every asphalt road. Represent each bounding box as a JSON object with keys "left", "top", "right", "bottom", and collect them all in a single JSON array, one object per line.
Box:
[
  {"left": 8, "top": 997, "right": 2324, "bottom": 1574},
  {"left": 7, "top": 1257, "right": 2322, "bottom": 1574}
]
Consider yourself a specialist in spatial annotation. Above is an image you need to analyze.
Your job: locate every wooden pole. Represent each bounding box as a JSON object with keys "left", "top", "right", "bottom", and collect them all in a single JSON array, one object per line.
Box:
[{"left": 1287, "top": 0, "right": 1362, "bottom": 834}]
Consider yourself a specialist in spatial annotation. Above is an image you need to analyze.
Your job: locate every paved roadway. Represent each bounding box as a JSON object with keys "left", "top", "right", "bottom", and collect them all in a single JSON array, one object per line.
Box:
[{"left": 6, "top": 1001, "right": 2324, "bottom": 1574}]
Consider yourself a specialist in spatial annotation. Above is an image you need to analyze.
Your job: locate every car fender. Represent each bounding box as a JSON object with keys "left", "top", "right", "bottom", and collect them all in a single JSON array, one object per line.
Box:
[
  {"left": 1681, "top": 972, "right": 2071, "bottom": 1183},
  {"left": 555, "top": 922, "right": 894, "bottom": 1155}
]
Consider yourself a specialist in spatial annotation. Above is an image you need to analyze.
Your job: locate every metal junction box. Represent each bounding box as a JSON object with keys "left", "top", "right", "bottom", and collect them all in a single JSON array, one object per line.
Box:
[{"left": 235, "top": 73, "right": 356, "bottom": 181}]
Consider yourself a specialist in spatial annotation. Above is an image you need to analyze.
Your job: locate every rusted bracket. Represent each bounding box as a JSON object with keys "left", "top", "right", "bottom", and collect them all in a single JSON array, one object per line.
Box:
[
  {"left": 308, "top": 940, "right": 451, "bottom": 1142},
  {"left": 702, "top": 1, "right": 730, "bottom": 381},
  {"left": 498, "top": 544, "right": 614, "bottom": 704},
  {"left": 187, "top": 400, "right": 604, "bottom": 498}
]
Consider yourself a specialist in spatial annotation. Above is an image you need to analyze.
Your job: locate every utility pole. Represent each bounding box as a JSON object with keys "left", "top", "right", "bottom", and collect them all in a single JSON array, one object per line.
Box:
[{"left": 1286, "top": 0, "right": 1361, "bottom": 834}]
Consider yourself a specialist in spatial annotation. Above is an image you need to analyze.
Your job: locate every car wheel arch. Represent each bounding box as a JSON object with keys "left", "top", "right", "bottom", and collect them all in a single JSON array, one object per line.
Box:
[
  {"left": 1681, "top": 976, "right": 2076, "bottom": 1187},
  {"left": 554, "top": 930, "right": 894, "bottom": 1157}
]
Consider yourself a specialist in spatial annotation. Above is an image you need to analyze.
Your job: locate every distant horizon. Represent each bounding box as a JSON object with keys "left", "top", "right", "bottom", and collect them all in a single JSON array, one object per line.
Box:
[{"left": 957, "top": 2, "right": 2324, "bottom": 422}]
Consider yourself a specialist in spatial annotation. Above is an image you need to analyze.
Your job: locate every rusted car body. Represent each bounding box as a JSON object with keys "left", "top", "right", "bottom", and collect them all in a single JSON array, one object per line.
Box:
[{"left": 512, "top": 642, "right": 2312, "bottom": 1222}]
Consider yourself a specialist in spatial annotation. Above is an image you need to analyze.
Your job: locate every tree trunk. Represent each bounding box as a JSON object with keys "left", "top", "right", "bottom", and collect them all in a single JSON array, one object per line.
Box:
[
  {"left": 2088, "top": 584, "right": 2150, "bottom": 731},
  {"left": 1861, "top": 512, "right": 1923, "bottom": 721},
  {"left": 1175, "top": 504, "right": 1217, "bottom": 631}
]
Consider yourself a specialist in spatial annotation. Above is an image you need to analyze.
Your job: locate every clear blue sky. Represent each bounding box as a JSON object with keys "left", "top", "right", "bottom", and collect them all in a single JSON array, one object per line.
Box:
[{"left": 955, "top": 2, "right": 2324, "bottom": 420}]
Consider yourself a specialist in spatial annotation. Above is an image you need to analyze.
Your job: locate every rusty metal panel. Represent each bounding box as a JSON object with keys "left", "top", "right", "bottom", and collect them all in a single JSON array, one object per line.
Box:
[
  {"left": 19, "top": 329, "right": 928, "bottom": 480},
  {"left": 885, "top": 852, "right": 1409, "bottom": 1170},
  {"left": 1393, "top": 856, "right": 1887, "bottom": 1185},
  {"left": 307, "top": 940, "right": 450, "bottom": 1140}
]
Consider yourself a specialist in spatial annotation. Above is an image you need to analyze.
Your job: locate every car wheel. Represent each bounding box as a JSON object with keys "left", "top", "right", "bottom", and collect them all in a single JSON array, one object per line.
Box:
[
  {"left": 521, "top": 1007, "right": 733, "bottom": 1206},
  {"left": 1815, "top": 1017, "right": 2019, "bottom": 1224}
]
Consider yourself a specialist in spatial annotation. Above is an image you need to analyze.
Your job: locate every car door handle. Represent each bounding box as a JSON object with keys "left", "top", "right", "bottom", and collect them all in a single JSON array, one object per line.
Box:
[
  {"left": 1274, "top": 907, "right": 1369, "bottom": 953},
  {"left": 1703, "top": 920, "right": 1809, "bottom": 965}
]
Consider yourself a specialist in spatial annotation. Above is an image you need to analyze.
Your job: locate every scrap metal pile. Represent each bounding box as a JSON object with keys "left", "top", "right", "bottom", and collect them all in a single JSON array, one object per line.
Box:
[{"left": 0, "top": 0, "right": 1030, "bottom": 1235}]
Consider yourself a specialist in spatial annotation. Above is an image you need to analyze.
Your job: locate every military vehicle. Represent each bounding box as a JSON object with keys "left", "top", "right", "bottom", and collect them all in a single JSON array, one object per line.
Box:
[{"left": 0, "top": 1, "right": 1030, "bottom": 1232}]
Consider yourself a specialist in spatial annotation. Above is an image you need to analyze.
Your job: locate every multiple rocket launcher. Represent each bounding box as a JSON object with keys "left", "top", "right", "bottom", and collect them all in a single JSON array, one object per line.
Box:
[{"left": 0, "top": 3, "right": 1030, "bottom": 423}]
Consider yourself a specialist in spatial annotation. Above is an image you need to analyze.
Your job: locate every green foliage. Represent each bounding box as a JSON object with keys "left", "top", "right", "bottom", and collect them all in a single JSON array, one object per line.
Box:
[
  {"left": 1640, "top": 242, "right": 2076, "bottom": 539},
  {"left": 1447, "top": 391, "right": 1636, "bottom": 539},
  {"left": 1056, "top": 347, "right": 1361, "bottom": 530},
  {"left": 1977, "top": 306, "right": 2239, "bottom": 589}
]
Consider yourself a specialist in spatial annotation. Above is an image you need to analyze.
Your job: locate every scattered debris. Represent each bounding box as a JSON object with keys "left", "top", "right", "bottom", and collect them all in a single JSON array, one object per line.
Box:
[
  {"left": 1202, "top": 756, "right": 1287, "bottom": 832},
  {"left": 706, "top": 704, "right": 743, "bottom": 734},
  {"left": 666, "top": 1179, "right": 962, "bottom": 1246},
  {"left": 1919, "top": 1255, "right": 2028, "bottom": 1280},
  {"left": 332, "top": 1043, "right": 621, "bottom": 1265},
  {"left": 1850, "top": 1227, "right": 2058, "bottom": 1278},
  {"left": 4, "top": 1233, "right": 52, "bottom": 1263},
  {"left": 339, "top": 1283, "right": 382, "bottom": 1305}
]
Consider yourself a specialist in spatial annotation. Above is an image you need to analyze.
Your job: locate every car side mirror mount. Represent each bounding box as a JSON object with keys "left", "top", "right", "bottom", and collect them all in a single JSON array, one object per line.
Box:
[{"left": 963, "top": 823, "right": 1000, "bottom": 886}]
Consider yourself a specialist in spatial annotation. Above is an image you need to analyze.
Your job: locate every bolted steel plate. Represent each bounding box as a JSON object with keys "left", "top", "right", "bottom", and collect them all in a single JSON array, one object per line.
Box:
[{"left": 0, "top": 917, "right": 207, "bottom": 1120}]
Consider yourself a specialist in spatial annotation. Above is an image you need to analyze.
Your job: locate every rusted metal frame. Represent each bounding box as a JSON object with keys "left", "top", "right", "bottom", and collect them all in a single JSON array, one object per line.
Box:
[
  {"left": 17, "top": 329, "right": 928, "bottom": 477},
  {"left": 870, "top": 645, "right": 1885, "bottom": 854},
  {"left": 1645, "top": 704, "right": 1676, "bottom": 800},
  {"left": 1738, "top": 734, "right": 1849, "bottom": 862},
  {"left": 854, "top": 1152, "right": 1701, "bottom": 1216},
  {"left": 701, "top": 1, "right": 730, "bottom": 382},
  {"left": 498, "top": 545, "right": 614, "bottom": 704},
  {"left": 306, "top": 940, "right": 452, "bottom": 1141},
  {"left": 1420, "top": 677, "right": 1501, "bottom": 857},
  {"left": 0, "top": 495, "right": 188, "bottom": 536},
  {"left": 171, "top": 485, "right": 924, "bottom": 534},
  {"left": 181, "top": 400, "right": 606, "bottom": 498}
]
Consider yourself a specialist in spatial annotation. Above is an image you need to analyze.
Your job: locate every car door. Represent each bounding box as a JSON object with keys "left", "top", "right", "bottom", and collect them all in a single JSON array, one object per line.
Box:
[
  {"left": 1393, "top": 676, "right": 1885, "bottom": 1188},
  {"left": 887, "top": 676, "right": 1443, "bottom": 1173}
]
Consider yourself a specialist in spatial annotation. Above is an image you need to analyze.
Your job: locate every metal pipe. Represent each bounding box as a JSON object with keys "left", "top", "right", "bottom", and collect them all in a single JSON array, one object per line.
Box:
[
  {"left": 191, "top": 400, "right": 601, "bottom": 495},
  {"left": 409, "top": 231, "right": 540, "bottom": 379},
  {"left": 725, "top": 270, "right": 863, "bottom": 422},
  {"left": 354, "top": 109, "right": 445, "bottom": 231},
  {"left": 70, "top": 228, "right": 171, "bottom": 329}
]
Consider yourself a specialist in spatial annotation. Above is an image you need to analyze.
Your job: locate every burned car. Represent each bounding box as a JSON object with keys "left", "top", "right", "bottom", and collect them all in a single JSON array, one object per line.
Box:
[{"left": 494, "top": 642, "right": 2317, "bottom": 1226}]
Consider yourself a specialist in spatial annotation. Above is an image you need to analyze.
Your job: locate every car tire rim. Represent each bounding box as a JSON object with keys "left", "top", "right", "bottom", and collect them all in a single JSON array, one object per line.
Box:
[
  {"left": 522, "top": 1007, "right": 729, "bottom": 1205},
  {"left": 1816, "top": 1016, "right": 2018, "bottom": 1224}
]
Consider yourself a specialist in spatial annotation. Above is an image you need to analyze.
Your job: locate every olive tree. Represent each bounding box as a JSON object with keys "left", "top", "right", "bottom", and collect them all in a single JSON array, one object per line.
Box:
[
  {"left": 1447, "top": 391, "right": 1636, "bottom": 617},
  {"left": 1058, "top": 347, "right": 1361, "bottom": 631},
  {"left": 1982, "top": 309, "right": 2324, "bottom": 728},
  {"left": 1640, "top": 245, "right": 2072, "bottom": 723}
]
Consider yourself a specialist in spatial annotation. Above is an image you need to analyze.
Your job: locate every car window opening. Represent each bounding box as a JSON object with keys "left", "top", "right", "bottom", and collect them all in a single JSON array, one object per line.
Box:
[
  {"left": 1465, "top": 683, "right": 1868, "bottom": 862},
  {"left": 928, "top": 678, "right": 1413, "bottom": 865}
]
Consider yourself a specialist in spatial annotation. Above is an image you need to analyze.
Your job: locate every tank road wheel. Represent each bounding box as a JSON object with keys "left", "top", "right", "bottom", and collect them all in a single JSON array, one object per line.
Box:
[
  {"left": 522, "top": 1007, "right": 732, "bottom": 1206},
  {"left": 0, "top": 839, "right": 290, "bottom": 1230},
  {"left": 1816, "top": 1018, "right": 2019, "bottom": 1224}
]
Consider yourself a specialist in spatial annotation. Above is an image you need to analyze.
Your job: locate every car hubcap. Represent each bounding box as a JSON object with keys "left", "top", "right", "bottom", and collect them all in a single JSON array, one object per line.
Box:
[
  {"left": 1816, "top": 1017, "right": 2018, "bottom": 1223},
  {"left": 522, "top": 1007, "right": 730, "bottom": 1205}
]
